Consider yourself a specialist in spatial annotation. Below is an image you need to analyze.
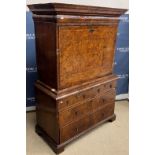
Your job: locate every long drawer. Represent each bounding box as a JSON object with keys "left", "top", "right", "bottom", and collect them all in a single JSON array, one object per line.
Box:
[
  {"left": 59, "top": 89, "right": 115, "bottom": 127},
  {"left": 60, "top": 103, "right": 115, "bottom": 143},
  {"left": 58, "top": 80, "right": 116, "bottom": 110}
]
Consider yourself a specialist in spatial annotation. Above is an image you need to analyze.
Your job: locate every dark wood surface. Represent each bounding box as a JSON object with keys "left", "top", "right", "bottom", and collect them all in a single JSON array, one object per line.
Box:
[
  {"left": 35, "top": 113, "right": 116, "bottom": 154},
  {"left": 60, "top": 103, "right": 115, "bottom": 143},
  {"left": 34, "top": 22, "right": 58, "bottom": 89},
  {"left": 28, "top": 3, "right": 127, "bottom": 17},
  {"left": 35, "top": 76, "right": 117, "bottom": 152},
  {"left": 59, "top": 89, "right": 116, "bottom": 127},
  {"left": 35, "top": 88, "right": 59, "bottom": 143},
  {"left": 28, "top": 3, "right": 126, "bottom": 153}
]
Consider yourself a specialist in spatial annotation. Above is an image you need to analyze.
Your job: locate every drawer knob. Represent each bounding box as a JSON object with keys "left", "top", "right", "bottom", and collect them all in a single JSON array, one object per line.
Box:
[
  {"left": 51, "top": 88, "right": 56, "bottom": 92},
  {"left": 60, "top": 101, "right": 63, "bottom": 104}
]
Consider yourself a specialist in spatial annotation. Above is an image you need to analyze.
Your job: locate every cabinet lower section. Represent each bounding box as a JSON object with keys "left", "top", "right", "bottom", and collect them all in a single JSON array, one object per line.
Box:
[
  {"left": 35, "top": 114, "right": 116, "bottom": 154},
  {"left": 60, "top": 103, "right": 115, "bottom": 143},
  {"left": 35, "top": 75, "right": 117, "bottom": 153}
]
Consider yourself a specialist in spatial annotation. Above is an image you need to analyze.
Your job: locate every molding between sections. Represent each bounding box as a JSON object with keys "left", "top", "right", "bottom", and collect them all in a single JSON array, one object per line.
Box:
[{"left": 26, "top": 93, "right": 129, "bottom": 111}]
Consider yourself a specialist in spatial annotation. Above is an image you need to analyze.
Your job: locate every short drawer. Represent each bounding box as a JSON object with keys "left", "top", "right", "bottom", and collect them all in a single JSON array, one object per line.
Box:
[
  {"left": 91, "top": 89, "right": 115, "bottom": 109},
  {"left": 60, "top": 116, "right": 91, "bottom": 143},
  {"left": 59, "top": 100, "right": 92, "bottom": 127},
  {"left": 59, "top": 89, "right": 115, "bottom": 127},
  {"left": 58, "top": 80, "right": 116, "bottom": 110},
  {"left": 91, "top": 103, "right": 115, "bottom": 125}
]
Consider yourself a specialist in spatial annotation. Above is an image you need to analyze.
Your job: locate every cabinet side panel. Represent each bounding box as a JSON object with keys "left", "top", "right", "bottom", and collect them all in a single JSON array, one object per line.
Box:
[
  {"left": 35, "top": 86, "right": 59, "bottom": 143},
  {"left": 34, "top": 22, "right": 57, "bottom": 89}
]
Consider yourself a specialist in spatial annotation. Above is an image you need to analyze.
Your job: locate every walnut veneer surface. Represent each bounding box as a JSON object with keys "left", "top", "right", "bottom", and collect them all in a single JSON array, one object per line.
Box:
[{"left": 28, "top": 3, "right": 127, "bottom": 153}]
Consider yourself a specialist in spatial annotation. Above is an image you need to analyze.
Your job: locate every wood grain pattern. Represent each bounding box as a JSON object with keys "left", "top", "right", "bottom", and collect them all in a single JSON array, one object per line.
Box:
[
  {"left": 59, "top": 89, "right": 115, "bottom": 127},
  {"left": 57, "top": 80, "right": 116, "bottom": 110},
  {"left": 35, "top": 77, "right": 116, "bottom": 145},
  {"left": 59, "top": 25, "right": 118, "bottom": 89},
  {"left": 60, "top": 103, "right": 114, "bottom": 143},
  {"left": 28, "top": 3, "right": 126, "bottom": 153}
]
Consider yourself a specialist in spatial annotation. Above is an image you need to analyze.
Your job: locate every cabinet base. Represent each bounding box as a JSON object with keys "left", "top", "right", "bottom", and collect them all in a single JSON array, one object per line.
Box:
[{"left": 35, "top": 114, "right": 116, "bottom": 154}]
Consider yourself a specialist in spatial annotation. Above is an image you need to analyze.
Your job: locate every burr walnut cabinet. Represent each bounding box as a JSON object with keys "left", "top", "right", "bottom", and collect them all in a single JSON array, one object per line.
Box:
[{"left": 28, "top": 3, "right": 126, "bottom": 153}]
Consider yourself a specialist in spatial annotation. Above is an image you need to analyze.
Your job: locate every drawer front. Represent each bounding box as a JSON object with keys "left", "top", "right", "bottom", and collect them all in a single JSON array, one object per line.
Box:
[
  {"left": 91, "top": 103, "right": 115, "bottom": 125},
  {"left": 58, "top": 80, "right": 116, "bottom": 110},
  {"left": 91, "top": 89, "right": 115, "bottom": 109},
  {"left": 59, "top": 25, "right": 118, "bottom": 89},
  {"left": 59, "top": 89, "right": 115, "bottom": 127},
  {"left": 60, "top": 116, "right": 91, "bottom": 143},
  {"left": 59, "top": 100, "right": 92, "bottom": 127},
  {"left": 60, "top": 103, "right": 115, "bottom": 143}
]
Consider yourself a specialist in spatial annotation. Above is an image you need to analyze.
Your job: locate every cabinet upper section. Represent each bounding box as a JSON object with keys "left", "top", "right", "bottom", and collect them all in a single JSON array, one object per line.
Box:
[
  {"left": 27, "top": 3, "right": 127, "bottom": 90},
  {"left": 28, "top": 3, "right": 127, "bottom": 19}
]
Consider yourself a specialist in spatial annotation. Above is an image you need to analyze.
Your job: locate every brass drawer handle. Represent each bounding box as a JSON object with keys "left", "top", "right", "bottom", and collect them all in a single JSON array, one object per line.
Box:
[{"left": 60, "top": 101, "right": 63, "bottom": 104}]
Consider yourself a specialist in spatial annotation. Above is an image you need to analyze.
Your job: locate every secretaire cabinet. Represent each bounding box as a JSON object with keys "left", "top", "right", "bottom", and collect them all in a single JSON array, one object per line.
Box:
[{"left": 28, "top": 3, "right": 126, "bottom": 153}]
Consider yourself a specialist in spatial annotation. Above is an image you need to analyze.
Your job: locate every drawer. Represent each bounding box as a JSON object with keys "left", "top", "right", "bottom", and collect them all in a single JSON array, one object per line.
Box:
[
  {"left": 59, "top": 100, "right": 92, "bottom": 127},
  {"left": 59, "top": 89, "right": 115, "bottom": 127},
  {"left": 58, "top": 80, "right": 116, "bottom": 110},
  {"left": 60, "top": 103, "right": 115, "bottom": 143},
  {"left": 91, "top": 89, "right": 115, "bottom": 109},
  {"left": 60, "top": 116, "right": 91, "bottom": 143},
  {"left": 91, "top": 103, "right": 115, "bottom": 125}
]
